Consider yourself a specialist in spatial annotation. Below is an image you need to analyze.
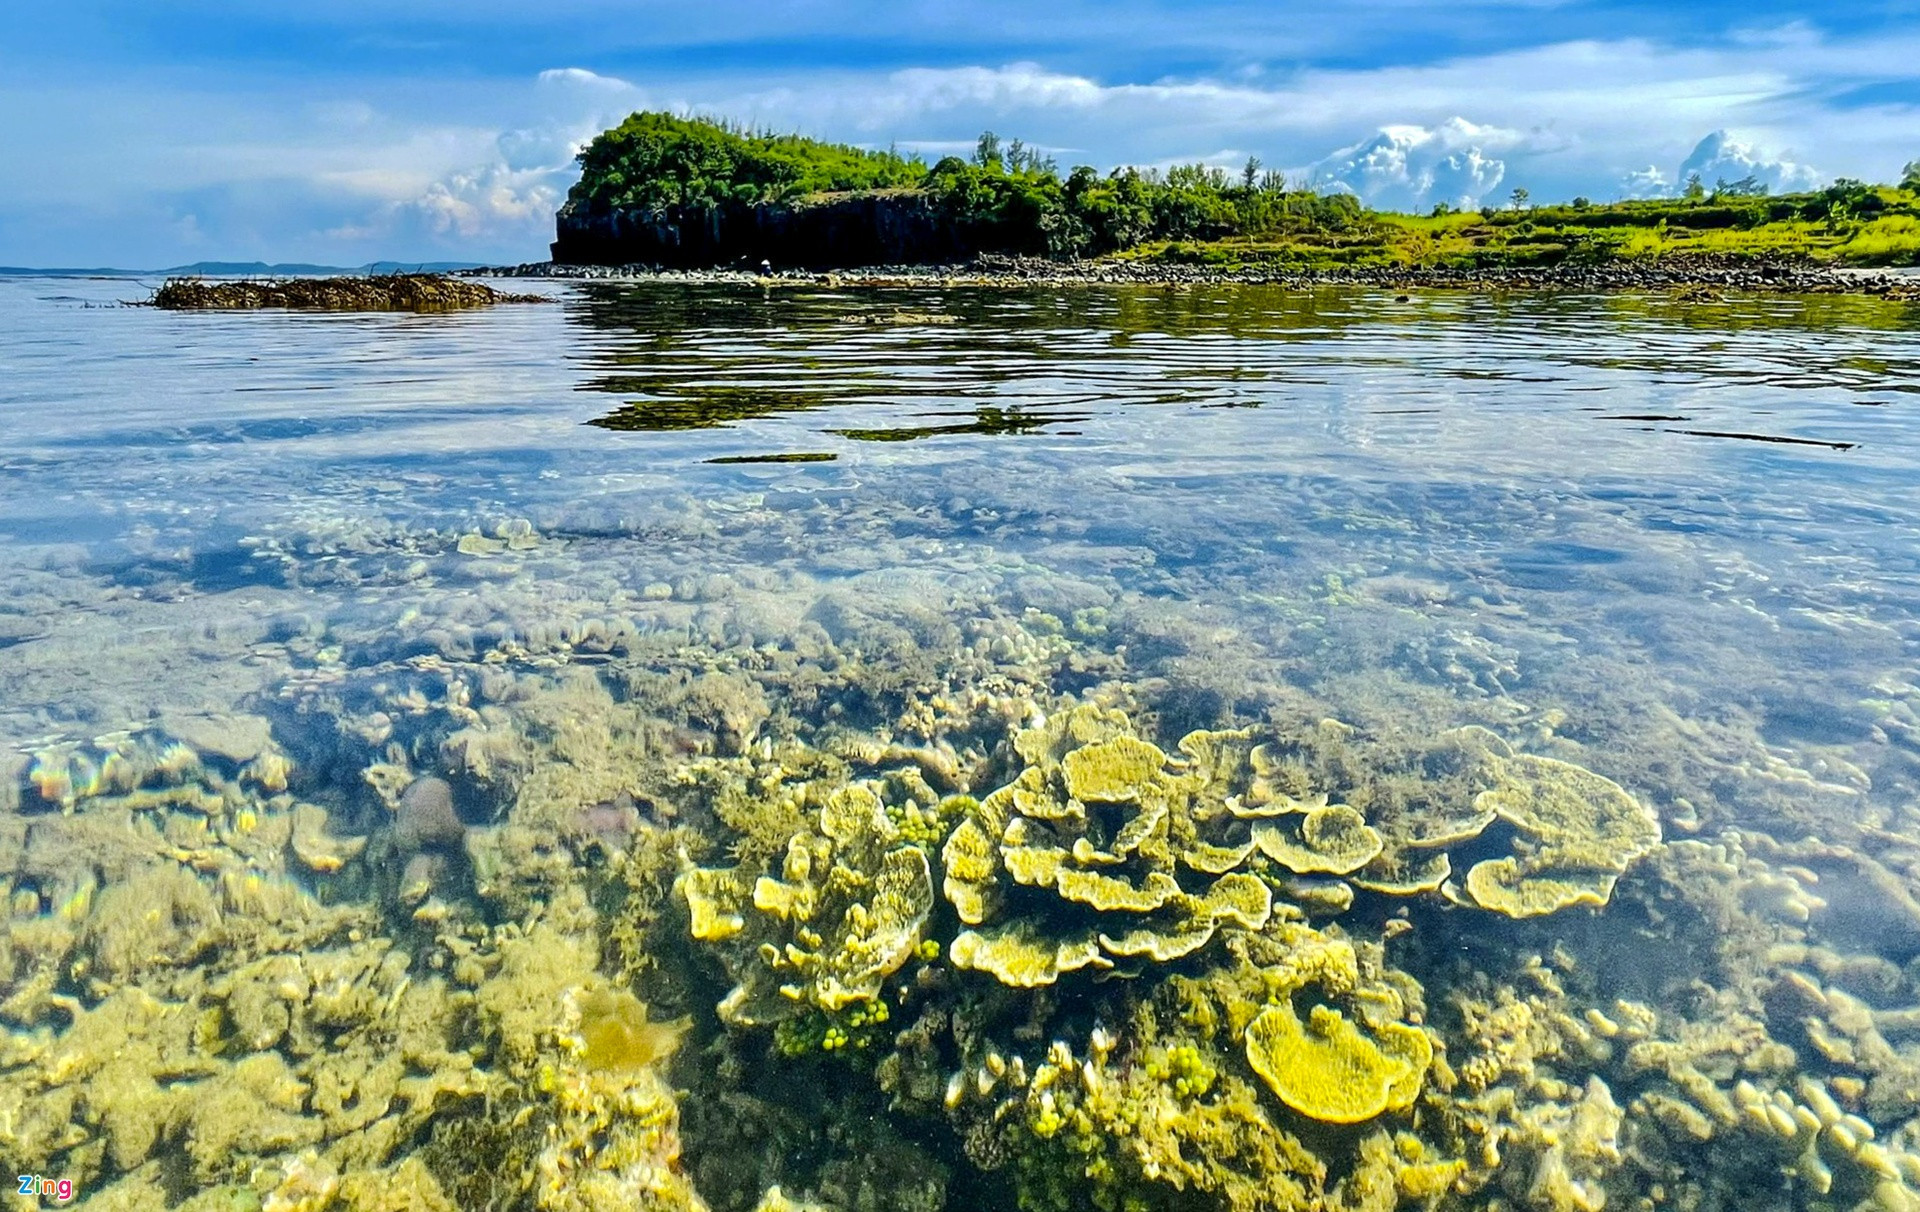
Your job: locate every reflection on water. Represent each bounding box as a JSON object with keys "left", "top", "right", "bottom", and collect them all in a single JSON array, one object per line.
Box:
[{"left": 2, "top": 275, "right": 1920, "bottom": 1210}]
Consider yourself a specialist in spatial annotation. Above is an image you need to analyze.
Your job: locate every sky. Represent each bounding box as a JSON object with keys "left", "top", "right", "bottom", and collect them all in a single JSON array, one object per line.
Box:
[{"left": 0, "top": 1, "right": 1916, "bottom": 267}]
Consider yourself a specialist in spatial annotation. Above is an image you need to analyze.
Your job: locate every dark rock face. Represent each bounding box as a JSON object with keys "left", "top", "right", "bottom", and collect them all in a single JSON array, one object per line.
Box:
[{"left": 552, "top": 191, "right": 977, "bottom": 269}]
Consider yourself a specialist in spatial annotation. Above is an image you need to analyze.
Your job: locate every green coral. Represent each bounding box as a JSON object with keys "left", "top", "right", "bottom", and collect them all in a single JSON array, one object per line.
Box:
[
  {"left": 1458, "top": 752, "right": 1662, "bottom": 918},
  {"left": 888, "top": 792, "right": 975, "bottom": 848},
  {"left": 657, "top": 699, "right": 1694, "bottom": 1212},
  {"left": 773, "top": 998, "right": 895, "bottom": 1057},
  {"left": 1243, "top": 1002, "right": 1430, "bottom": 1124},
  {"left": 1252, "top": 803, "right": 1384, "bottom": 876},
  {"left": 1002, "top": 1031, "right": 1324, "bottom": 1212},
  {"left": 1182, "top": 718, "right": 1661, "bottom": 920},
  {"left": 679, "top": 783, "right": 934, "bottom": 1025},
  {"left": 1144, "top": 1042, "right": 1218, "bottom": 1099},
  {"left": 976, "top": 921, "right": 1447, "bottom": 1212},
  {"left": 942, "top": 707, "right": 1280, "bottom": 987}
]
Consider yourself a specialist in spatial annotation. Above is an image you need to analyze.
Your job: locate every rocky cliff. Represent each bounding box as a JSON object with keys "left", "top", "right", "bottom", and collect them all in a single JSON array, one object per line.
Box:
[{"left": 551, "top": 190, "right": 977, "bottom": 269}]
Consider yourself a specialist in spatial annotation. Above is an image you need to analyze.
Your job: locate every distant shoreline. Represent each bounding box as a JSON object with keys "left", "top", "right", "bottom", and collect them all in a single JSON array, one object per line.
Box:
[
  {"left": 469, "top": 256, "right": 1920, "bottom": 299},
  {"left": 0, "top": 260, "right": 487, "bottom": 279}
]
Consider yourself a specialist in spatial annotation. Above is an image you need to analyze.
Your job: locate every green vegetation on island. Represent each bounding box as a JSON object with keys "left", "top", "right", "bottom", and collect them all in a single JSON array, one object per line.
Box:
[
  {"left": 571, "top": 112, "right": 927, "bottom": 212},
  {"left": 562, "top": 112, "right": 1920, "bottom": 269}
]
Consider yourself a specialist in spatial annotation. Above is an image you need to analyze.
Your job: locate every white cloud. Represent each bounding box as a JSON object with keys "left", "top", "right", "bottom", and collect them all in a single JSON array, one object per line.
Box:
[
  {"left": 4, "top": 16, "right": 1919, "bottom": 263},
  {"left": 693, "top": 28, "right": 1910, "bottom": 207},
  {"left": 881, "top": 62, "right": 1107, "bottom": 118},
  {"left": 1619, "top": 165, "right": 1670, "bottom": 199},
  {"left": 404, "top": 163, "right": 564, "bottom": 239},
  {"left": 536, "top": 67, "right": 638, "bottom": 93},
  {"left": 317, "top": 67, "right": 647, "bottom": 253},
  {"left": 1675, "top": 129, "right": 1821, "bottom": 193},
  {"left": 1303, "top": 118, "right": 1518, "bottom": 209}
]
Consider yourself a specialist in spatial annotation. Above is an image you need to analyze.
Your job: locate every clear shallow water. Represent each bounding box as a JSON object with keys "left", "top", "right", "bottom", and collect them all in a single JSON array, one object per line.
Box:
[{"left": 4, "top": 274, "right": 1920, "bottom": 1210}]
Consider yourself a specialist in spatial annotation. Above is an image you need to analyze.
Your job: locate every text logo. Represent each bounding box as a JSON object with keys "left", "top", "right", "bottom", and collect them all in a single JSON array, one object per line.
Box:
[{"left": 17, "top": 1175, "right": 75, "bottom": 1204}]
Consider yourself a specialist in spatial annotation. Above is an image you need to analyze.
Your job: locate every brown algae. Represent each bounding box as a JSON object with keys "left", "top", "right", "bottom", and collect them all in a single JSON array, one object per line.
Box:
[{"left": 148, "top": 274, "right": 547, "bottom": 312}]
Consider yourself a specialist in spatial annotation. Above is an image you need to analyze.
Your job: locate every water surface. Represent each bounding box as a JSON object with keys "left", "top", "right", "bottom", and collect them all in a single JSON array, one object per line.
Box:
[{"left": 3, "top": 274, "right": 1920, "bottom": 1210}]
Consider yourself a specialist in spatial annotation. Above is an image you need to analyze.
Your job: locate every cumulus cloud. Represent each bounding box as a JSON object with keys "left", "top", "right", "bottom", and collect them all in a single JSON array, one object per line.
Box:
[
  {"left": 7, "top": 16, "right": 1918, "bottom": 264},
  {"left": 1618, "top": 165, "right": 1670, "bottom": 199},
  {"left": 1675, "top": 129, "right": 1821, "bottom": 193},
  {"left": 328, "top": 67, "right": 648, "bottom": 254},
  {"left": 1609, "top": 131, "right": 1822, "bottom": 199},
  {"left": 403, "top": 163, "right": 564, "bottom": 239},
  {"left": 881, "top": 62, "right": 1107, "bottom": 119},
  {"left": 1302, "top": 118, "right": 1518, "bottom": 210}
]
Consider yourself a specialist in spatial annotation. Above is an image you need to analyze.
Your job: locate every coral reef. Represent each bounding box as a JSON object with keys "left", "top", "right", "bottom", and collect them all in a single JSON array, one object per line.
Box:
[
  {"left": 0, "top": 697, "right": 705, "bottom": 1211},
  {"left": 1, "top": 583, "right": 1906, "bottom": 1212},
  {"left": 679, "top": 783, "right": 935, "bottom": 1025},
  {"left": 940, "top": 706, "right": 1284, "bottom": 985},
  {"left": 1456, "top": 752, "right": 1662, "bottom": 918},
  {"left": 674, "top": 702, "right": 1488, "bottom": 1210}
]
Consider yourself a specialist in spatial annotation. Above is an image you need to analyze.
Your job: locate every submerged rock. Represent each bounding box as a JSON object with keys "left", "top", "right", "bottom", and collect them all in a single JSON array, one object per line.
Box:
[
  {"left": 392, "top": 776, "right": 467, "bottom": 854},
  {"left": 149, "top": 274, "right": 546, "bottom": 312}
]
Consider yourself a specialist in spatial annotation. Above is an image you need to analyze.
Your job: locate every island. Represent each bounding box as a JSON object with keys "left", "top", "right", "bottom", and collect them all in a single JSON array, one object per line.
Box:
[{"left": 545, "top": 113, "right": 1920, "bottom": 284}]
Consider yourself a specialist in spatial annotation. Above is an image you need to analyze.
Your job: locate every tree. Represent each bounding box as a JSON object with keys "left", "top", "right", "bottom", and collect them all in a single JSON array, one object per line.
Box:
[
  {"left": 1683, "top": 173, "right": 1706, "bottom": 201},
  {"left": 1242, "top": 156, "right": 1262, "bottom": 191},
  {"left": 974, "top": 131, "right": 1002, "bottom": 168},
  {"left": 1903, "top": 160, "right": 1920, "bottom": 192},
  {"left": 1714, "top": 174, "right": 1768, "bottom": 198},
  {"left": 1570, "top": 196, "right": 1591, "bottom": 210},
  {"left": 1508, "top": 186, "right": 1530, "bottom": 210},
  {"left": 1819, "top": 178, "right": 1876, "bottom": 223}
]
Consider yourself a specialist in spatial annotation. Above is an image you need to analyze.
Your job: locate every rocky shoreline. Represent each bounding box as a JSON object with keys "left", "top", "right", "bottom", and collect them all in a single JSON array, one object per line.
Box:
[{"left": 469, "top": 254, "right": 1920, "bottom": 298}]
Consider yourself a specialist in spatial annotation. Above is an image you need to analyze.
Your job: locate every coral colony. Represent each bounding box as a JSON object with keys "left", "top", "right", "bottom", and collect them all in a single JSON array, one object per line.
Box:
[{"left": 5, "top": 611, "right": 1918, "bottom": 1210}]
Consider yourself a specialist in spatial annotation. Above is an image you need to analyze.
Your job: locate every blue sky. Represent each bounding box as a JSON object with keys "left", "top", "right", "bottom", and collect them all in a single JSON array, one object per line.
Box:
[{"left": 1, "top": 1, "right": 1916, "bottom": 266}]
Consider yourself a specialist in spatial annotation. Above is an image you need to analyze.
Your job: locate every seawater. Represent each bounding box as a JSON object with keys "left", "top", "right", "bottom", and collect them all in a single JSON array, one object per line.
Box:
[{"left": 2, "top": 274, "right": 1919, "bottom": 1211}]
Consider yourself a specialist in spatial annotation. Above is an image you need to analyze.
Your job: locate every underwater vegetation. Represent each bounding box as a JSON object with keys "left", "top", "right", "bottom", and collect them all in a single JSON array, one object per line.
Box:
[
  {"left": 0, "top": 715, "right": 703, "bottom": 1210},
  {"left": 7, "top": 579, "right": 1920, "bottom": 1212},
  {"left": 668, "top": 701, "right": 1678, "bottom": 1211}
]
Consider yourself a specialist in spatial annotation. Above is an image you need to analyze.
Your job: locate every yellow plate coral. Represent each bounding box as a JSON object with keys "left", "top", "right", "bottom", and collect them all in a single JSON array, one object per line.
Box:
[{"left": 1244, "top": 1000, "right": 1431, "bottom": 1124}]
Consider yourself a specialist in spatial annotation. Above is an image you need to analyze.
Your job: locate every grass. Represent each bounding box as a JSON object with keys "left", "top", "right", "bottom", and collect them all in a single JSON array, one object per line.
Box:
[{"left": 1136, "top": 192, "right": 1920, "bottom": 272}]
